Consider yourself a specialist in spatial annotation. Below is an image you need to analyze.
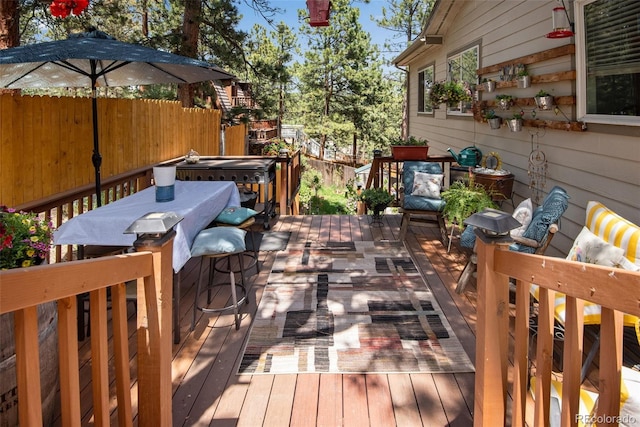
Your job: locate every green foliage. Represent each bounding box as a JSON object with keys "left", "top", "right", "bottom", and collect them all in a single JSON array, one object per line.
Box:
[
  {"left": 483, "top": 109, "right": 499, "bottom": 119},
  {"left": 429, "top": 80, "right": 473, "bottom": 105},
  {"left": 262, "top": 138, "right": 291, "bottom": 156},
  {"left": 359, "top": 187, "right": 394, "bottom": 208},
  {"left": 511, "top": 112, "right": 524, "bottom": 120},
  {"left": 495, "top": 94, "right": 514, "bottom": 101},
  {"left": 390, "top": 136, "right": 428, "bottom": 146},
  {"left": 536, "top": 90, "right": 551, "bottom": 97},
  {"left": 440, "top": 180, "right": 497, "bottom": 225}
]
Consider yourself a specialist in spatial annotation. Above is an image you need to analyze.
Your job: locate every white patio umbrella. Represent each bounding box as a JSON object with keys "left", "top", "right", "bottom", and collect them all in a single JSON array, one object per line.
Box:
[{"left": 0, "top": 29, "right": 234, "bottom": 205}]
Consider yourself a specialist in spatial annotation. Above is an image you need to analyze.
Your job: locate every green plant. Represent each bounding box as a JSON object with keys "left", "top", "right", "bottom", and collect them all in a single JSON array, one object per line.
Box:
[
  {"left": 517, "top": 69, "right": 529, "bottom": 77},
  {"left": 512, "top": 112, "right": 524, "bottom": 120},
  {"left": 483, "top": 109, "right": 499, "bottom": 120},
  {"left": 263, "top": 138, "right": 290, "bottom": 156},
  {"left": 359, "top": 188, "right": 394, "bottom": 208},
  {"left": 1, "top": 206, "right": 54, "bottom": 269},
  {"left": 535, "top": 89, "right": 551, "bottom": 97},
  {"left": 440, "top": 180, "right": 497, "bottom": 225},
  {"left": 391, "top": 136, "right": 428, "bottom": 146},
  {"left": 429, "top": 80, "right": 472, "bottom": 105},
  {"left": 495, "top": 94, "right": 513, "bottom": 101}
]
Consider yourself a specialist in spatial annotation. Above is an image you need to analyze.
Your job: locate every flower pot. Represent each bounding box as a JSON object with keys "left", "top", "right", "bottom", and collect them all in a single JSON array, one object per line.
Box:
[
  {"left": 517, "top": 75, "right": 531, "bottom": 88},
  {"left": 488, "top": 117, "right": 502, "bottom": 130},
  {"left": 391, "top": 145, "right": 429, "bottom": 161},
  {"left": 497, "top": 99, "right": 512, "bottom": 110},
  {"left": 507, "top": 118, "right": 523, "bottom": 132},
  {"left": 483, "top": 81, "right": 496, "bottom": 93},
  {"left": 534, "top": 95, "right": 554, "bottom": 110}
]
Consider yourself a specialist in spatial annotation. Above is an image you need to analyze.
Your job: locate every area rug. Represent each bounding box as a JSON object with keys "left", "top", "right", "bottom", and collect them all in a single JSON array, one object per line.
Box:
[
  {"left": 246, "top": 231, "right": 291, "bottom": 252},
  {"left": 238, "top": 241, "right": 475, "bottom": 374}
]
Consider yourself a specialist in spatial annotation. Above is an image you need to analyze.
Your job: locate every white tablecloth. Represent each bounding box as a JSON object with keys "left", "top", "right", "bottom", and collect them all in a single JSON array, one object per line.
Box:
[{"left": 54, "top": 181, "right": 241, "bottom": 272}]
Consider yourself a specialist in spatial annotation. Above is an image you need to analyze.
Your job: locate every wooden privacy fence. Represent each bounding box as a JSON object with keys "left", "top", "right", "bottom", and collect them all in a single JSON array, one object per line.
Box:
[
  {"left": 0, "top": 233, "right": 175, "bottom": 426},
  {"left": 0, "top": 93, "right": 246, "bottom": 207},
  {"left": 474, "top": 235, "right": 640, "bottom": 426}
]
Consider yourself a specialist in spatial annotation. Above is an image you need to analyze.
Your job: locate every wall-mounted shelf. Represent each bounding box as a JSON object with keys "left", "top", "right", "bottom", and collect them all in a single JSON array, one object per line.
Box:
[{"left": 475, "top": 44, "right": 586, "bottom": 132}]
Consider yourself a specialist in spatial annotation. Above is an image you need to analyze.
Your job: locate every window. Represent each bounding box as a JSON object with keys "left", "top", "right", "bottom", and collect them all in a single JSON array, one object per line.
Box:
[
  {"left": 447, "top": 44, "right": 478, "bottom": 115},
  {"left": 576, "top": 0, "right": 640, "bottom": 126},
  {"left": 418, "top": 64, "right": 435, "bottom": 113}
]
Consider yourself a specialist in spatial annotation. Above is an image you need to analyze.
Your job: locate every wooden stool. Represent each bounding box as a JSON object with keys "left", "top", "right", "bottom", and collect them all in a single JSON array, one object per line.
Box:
[{"left": 190, "top": 227, "right": 248, "bottom": 331}]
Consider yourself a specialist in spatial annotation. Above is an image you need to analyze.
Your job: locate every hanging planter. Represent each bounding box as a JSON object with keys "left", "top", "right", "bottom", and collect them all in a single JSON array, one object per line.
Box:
[
  {"left": 495, "top": 94, "right": 514, "bottom": 110},
  {"left": 517, "top": 74, "right": 531, "bottom": 89},
  {"left": 507, "top": 114, "right": 523, "bottom": 132},
  {"left": 483, "top": 110, "right": 502, "bottom": 130},
  {"left": 482, "top": 79, "right": 496, "bottom": 93},
  {"left": 534, "top": 90, "right": 554, "bottom": 110},
  {"left": 306, "top": 0, "right": 331, "bottom": 27}
]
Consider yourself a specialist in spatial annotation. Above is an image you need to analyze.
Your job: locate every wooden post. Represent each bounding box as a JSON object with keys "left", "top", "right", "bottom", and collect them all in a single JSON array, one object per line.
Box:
[
  {"left": 473, "top": 231, "right": 510, "bottom": 426},
  {"left": 134, "top": 230, "right": 175, "bottom": 427}
]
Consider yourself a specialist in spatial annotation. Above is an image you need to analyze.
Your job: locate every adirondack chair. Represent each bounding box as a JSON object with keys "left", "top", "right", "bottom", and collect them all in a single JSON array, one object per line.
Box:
[
  {"left": 398, "top": 161, "right": 448, "bottom": 244},
  {"left": 455, "top": 186, "right": 569, "bottom": 294}
]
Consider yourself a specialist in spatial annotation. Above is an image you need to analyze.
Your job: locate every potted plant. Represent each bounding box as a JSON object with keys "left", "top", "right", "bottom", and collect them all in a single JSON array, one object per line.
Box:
[
  {"left": 495, "top": 94, "right": 514, "bottom": 110},
  {"left": 359, "top": 188, "right": 394, "bottom": 220},
  {"left": 0, "top": 206, "right": 58, "bottom": 425},
  {"left": 443, "top": 80, "right": 473, "bottom": 107},
  {"left": 484, "top": 110, "right": 502, "bottom": 130},
  {"left": 262, "top": 138, "right": 290, "bottom": 156},
  {"left": 507, "top": 112, "right": 524, "bottom": 132},
  {"left": 516, "top": 68, "right": 531, "bottom": 88},
  {"left": 390, "top": 136, "right": 429, "bottom": 160},
  {"left": 534, "top": 90, "right": 554, "bottom": 110},
  {"left": 440, "top": 179, "right": 498, "bottom": 226},
  {"left": 482, "top": 78, "right": 496, "bottom": 93}
]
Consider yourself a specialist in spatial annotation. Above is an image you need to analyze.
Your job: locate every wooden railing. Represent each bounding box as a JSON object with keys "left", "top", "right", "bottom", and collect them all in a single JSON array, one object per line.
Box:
[
  {"left": 276, "top": 150, "right": 302, "bottom": 215},
  {"left": 474, "top": 234, "right": 640, "bottom": 426},
  {"left": 0, "top": 233, "right": 175, "bottom": 426},
  {"left": 15, "top": 167, "right": 153, "bottom": 264}
]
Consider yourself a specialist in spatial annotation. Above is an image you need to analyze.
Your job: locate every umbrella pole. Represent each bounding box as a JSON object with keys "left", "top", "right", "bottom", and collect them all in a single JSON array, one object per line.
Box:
[{"left": 91, "top": 76, "right": 102, "bottom": 207}]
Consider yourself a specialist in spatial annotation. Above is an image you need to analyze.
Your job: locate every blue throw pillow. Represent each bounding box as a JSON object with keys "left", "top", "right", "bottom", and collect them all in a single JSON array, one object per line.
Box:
[
  {"left": 215, "top": 207, "right": 258, "bottom": 225},
  {"left": 191, "top": 227, "right": 247, "bottom": 256}
]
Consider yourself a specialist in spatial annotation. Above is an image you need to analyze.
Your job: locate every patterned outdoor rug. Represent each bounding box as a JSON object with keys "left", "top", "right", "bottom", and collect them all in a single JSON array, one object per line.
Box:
[{"left": 238, "top": 241, "right": 475, "bottom": 374}]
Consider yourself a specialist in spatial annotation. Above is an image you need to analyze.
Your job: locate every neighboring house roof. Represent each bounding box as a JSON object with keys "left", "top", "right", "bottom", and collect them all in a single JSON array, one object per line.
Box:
[{"left": 393, "top": 0, "right": 461, "bottom": 66}]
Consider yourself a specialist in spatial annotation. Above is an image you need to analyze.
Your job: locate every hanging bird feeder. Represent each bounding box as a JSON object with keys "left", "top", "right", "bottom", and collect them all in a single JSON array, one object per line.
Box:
[
  {"left": 306, "top": 0, "right": 331, "bottom": 27},
  {"left": 546, "top": 6, "right": 574, "bottom": 38}
]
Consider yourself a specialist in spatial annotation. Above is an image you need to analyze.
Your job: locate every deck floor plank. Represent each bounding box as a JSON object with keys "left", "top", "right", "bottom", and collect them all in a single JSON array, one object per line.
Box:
[
  {"left": 290, "top": 373, "right": 320, "bottom": 426},
  {"left": 262, "top": 374, "right": 297, "bottom": 426},
  {"left": 364, "top": 374, "right": 395, "bottom": 427},
  {"left": 317, "top": 374, "right": 344, "bottom": 427},
  {"left": 387, "top": 373, "right": 423, "bottom": 426},
  {"left": 342, "top": 374, "right": 370, "bottom": 427}
]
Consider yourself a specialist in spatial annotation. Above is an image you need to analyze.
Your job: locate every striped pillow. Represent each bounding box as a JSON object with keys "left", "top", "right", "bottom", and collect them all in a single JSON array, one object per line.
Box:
[{"left": 586, "top": 201, "right": 640, "bottom": 266}]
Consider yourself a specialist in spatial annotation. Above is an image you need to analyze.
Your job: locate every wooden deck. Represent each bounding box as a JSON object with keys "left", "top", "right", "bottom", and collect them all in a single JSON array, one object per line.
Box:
[{"left": 69, "top": 214, "right": 480, "bottom": 426}]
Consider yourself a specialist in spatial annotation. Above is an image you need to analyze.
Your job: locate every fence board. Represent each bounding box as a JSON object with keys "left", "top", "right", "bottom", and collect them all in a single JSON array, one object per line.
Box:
[{"left": 0, "top": 93, "right": 238, "bottom": 206}]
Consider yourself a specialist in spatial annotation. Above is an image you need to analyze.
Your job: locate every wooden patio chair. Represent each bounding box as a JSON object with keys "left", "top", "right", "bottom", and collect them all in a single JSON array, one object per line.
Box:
[
  {"left": 456, "top": 186, "right": 569, "bottom": 294},
  {"left": 398, "top": 161, "right": 448, "bottom": 244}
]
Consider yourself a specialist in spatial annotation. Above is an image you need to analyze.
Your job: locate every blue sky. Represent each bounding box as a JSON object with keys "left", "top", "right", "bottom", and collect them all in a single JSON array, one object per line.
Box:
[{"left": 236, "top": 0, "right": 398, "bottom": 57}]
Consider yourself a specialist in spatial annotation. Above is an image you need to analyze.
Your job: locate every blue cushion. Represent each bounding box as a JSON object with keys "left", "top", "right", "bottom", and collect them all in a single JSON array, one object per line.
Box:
[
  {"left": 403, "top": 194, "right": 445, "bottom": 211},
  {"left": 403, "top": 162, "right": 443, "bottom": 192},
  {"left": 215, "top": 207, "right": 258, "bottom": 225},
  {"left": 511, "top": 186, "right": 569, "bottom": 253},
  {"left": 191, "top": 227, "right": 247, "bottom": 256},
  {"left": 460, "top": 226, "right": 476, "bottom": 249}
]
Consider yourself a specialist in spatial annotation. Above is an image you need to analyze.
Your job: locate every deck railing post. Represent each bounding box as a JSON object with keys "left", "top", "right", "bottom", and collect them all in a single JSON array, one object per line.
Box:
[
  {"left": 134, "top": 230, "right": 175, "bottom": 427},
  {"left": 474, "top": 231, "right": 511, "bottom": 426}
]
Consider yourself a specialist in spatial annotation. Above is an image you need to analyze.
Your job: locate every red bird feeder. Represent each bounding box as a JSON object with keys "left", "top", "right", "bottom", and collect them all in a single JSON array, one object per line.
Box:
[{"left": 306, "top": 0, "right": 331, "bottom": 27}]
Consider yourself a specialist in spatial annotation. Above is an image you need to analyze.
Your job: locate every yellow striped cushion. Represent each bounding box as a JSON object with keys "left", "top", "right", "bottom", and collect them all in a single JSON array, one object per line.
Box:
[
  {"left": 529, "top": 376, "right": 597, "bottom": 426},
  {"left": 586, "top": 201, "right": 640, "bottom": 266}
]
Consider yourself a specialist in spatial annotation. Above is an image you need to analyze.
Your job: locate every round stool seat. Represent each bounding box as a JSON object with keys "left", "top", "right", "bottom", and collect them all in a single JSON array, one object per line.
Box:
[
  {"left": 214, "top": 216, "right": 260, "bottom": 274},
  {"left": 191, "top": 227, "right": 248, "bottom": 331}
]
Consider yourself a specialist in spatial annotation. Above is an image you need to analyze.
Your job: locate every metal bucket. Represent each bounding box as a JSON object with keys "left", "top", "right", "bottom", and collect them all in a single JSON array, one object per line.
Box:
[{"left": 0, "top": 302, "right": 59, "bottom": 426}]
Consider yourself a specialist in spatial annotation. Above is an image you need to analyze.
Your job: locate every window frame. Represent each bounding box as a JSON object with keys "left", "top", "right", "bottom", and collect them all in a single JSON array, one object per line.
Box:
[
  {"left": 446, "top": 43, "right": 479, "bottom": 116},
  {"left": 417, "top": 63, "right": 435, "bottom": 114},
  {"left": 575, "top": 0, "right": 640, "bottom": 126}
]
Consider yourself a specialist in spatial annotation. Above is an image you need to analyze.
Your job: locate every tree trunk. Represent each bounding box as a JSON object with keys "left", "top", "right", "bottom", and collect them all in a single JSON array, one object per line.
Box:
[{"left": 177, "top": 0, "right": 202, "bottom": 108}]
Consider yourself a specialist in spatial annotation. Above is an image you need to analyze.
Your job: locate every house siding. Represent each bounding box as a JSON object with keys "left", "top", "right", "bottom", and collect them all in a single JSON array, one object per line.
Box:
[{"left": 403, "top": 0, "right": 640, "bottom": 257}]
